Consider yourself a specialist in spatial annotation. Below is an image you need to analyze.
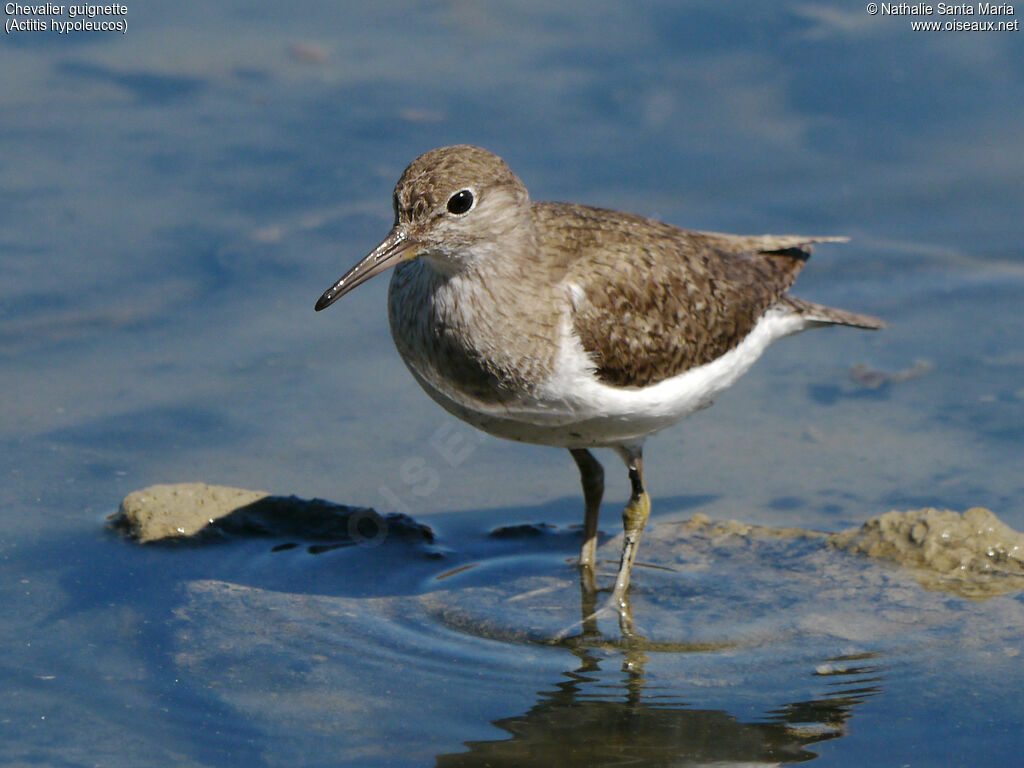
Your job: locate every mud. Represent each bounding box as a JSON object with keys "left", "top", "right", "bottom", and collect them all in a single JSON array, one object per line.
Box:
[
  {"left": 111, "top": 482, "right": 433, "bottom": 547},
  {"left": 113, "top": 483, "right": 269, "bottom": 543},
  {"left": 828, "top": 507, "right": 1024, "bottom": 599},
  {"left": 113, "top": 484, "right": 1024, "bottom": 599}
]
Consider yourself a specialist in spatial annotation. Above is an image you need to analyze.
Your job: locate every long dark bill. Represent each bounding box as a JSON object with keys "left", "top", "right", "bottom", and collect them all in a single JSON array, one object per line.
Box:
[{"left": 314, "top": 227, "right": 417, "bottom": 311}]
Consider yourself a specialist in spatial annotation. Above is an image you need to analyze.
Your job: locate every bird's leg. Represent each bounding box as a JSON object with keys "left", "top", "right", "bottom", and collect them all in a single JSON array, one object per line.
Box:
[
  {"left": 610, "top": 444, "right": 650, "bottom": 610},
  {"left": 579, "top": 571, "right": 601, "bottom": 637},
  {"left": 569, "top": 448, "right": 604, "bottom": 593}
]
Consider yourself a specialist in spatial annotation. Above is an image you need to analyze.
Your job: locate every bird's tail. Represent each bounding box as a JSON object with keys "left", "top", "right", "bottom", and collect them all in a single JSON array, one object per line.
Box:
[{"left": 783, "top": 297, "right": 887, "bottom": 330}]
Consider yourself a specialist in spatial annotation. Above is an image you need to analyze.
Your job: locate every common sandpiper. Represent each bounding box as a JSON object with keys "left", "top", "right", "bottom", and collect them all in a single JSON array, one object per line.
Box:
[{"left": 315, "top": 145, "right": 884, "bottom": 614}]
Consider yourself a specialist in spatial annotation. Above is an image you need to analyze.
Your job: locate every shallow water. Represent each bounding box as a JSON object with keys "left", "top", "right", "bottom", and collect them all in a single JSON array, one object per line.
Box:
[{"left": 2, "top": 1, "right": 1023, "bottom": 765}]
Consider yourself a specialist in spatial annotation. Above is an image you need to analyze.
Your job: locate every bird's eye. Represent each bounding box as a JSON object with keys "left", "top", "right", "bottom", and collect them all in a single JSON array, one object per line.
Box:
[{"left": 446, "top": 189, "right": 474, "bottom": 215}]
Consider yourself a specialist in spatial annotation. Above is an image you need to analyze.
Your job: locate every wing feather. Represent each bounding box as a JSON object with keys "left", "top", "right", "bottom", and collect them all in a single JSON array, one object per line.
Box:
[{"left": 534, "top": 203, "right": 843, "bottom": 388}]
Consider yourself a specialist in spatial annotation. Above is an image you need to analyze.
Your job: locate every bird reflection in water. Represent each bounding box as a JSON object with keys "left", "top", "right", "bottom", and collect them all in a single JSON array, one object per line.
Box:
[{"left": 436, "top": 594, "right": 882, "bottom": 768}]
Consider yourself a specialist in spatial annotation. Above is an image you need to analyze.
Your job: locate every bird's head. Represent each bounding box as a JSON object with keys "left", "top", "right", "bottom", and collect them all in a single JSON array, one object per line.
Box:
[{"left": 315, "top": 145, "right": 530, "bottom": 311}]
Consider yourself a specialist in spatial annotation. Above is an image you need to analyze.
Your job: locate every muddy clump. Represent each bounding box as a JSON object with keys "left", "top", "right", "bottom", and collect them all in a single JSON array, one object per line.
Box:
[
  {"left": 114, "top": 483, "right": 268, "bottom": 542},
  {"left": 111, "top": 482, "right": 433, "bottom": 549},
  {"left": 828, "top": 507, "right": 1024, "bottom": 599}
]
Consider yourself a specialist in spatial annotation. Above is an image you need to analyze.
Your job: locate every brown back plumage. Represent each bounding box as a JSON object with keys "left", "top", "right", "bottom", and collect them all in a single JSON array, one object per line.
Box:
[{"left": 535, "top": 203, "right": 879, "bottom": 388}]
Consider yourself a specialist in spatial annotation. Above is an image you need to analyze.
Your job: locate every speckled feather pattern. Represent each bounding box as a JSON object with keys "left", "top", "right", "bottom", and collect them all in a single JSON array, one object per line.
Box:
[
  {"left": 388, "top": 255, "right": 563, "bottom": 405},
  {"left": 535, "top": 203, "right": 834, "bottom": 387}
]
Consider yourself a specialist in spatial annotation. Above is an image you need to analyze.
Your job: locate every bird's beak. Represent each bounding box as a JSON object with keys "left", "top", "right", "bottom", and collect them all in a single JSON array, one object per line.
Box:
[{"left": 314, "top": 226, "right": 418, "bottom": 311}]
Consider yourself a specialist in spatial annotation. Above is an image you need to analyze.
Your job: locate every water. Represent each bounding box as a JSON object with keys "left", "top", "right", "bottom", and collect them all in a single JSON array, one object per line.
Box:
[{"left": 2, "top": 1, "right": 1022, "bottom": 765}]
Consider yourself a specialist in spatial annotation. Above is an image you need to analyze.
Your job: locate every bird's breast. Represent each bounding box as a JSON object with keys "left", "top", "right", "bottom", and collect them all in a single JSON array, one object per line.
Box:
[{"left": 386, "top": 259, "right": 560, "bottom": 410}]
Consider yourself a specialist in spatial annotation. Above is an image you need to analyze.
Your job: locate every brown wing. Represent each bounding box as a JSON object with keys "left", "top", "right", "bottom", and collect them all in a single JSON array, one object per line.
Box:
[{"left": 536, "top": 204, "right": 834, "bottom": 388}]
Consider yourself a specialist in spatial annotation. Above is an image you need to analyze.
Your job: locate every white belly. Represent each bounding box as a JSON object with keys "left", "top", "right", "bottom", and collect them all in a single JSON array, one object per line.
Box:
[{"left": 403, "top": 306, "right": 811, "bottom": 449}]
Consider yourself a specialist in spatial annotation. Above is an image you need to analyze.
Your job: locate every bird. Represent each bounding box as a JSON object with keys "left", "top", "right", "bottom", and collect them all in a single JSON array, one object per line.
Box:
[{"left": 315, "top": 144, "right": 884, "bottom": 613}]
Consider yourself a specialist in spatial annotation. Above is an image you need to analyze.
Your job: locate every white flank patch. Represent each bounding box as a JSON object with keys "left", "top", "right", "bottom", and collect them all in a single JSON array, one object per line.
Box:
[{"left": 522, "top": 306, "right": 812, "bottom": 446}]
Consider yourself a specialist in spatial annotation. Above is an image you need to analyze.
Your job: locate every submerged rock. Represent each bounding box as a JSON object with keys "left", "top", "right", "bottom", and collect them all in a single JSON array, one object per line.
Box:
[
  {"left": 667, "top": 508, "right": 1024, "bottom": 599},
  {"left": 848, "top": 359, "right": 933, "bottom": 389},
  {"left": 678, "top": 513, "right": 827, "bottom": 541}
]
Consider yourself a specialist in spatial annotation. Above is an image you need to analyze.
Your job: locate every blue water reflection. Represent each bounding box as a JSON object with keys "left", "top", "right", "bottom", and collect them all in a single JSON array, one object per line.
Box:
[{"left": 1, "top": 0, "right": 1022, "bottom": 765}]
